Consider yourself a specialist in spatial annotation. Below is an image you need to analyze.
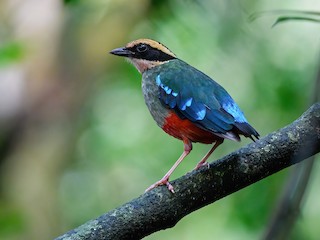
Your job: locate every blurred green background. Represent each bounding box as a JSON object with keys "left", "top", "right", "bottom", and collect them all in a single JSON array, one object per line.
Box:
[{"left": 0, "top": 0, "right": 319, "bottom": 239}]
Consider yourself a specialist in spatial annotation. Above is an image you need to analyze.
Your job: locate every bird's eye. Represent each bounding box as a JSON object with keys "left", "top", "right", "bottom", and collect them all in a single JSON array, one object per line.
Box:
[{"left": 136, "top": 44, "right": 148, "bottom": 53}]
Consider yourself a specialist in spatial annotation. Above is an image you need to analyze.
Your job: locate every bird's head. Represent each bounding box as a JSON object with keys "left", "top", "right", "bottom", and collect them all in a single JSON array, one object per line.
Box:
[{"left": 110, "top": 39, "right": 176, "bottom": 73}]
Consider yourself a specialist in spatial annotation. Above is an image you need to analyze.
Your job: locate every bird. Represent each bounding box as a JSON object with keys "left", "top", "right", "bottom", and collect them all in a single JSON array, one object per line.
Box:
[{"left": 110, "top": 39, "right": 259, "bottom": 193}]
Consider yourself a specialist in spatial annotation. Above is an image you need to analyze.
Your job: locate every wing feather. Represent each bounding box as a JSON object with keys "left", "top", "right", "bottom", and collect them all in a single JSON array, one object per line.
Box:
[{"left": 154, "top": 60, "right": 259, "bottom": 140}]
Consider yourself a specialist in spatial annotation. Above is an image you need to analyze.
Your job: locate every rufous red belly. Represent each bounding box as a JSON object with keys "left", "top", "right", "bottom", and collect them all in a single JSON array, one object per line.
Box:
[{"left": 162, "top": 111, "right": 218, "bottom": 144}]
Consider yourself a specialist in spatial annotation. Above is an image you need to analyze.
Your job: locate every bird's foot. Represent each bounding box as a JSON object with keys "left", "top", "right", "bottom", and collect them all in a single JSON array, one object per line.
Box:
[
  {"left": 194, "top": 161, "right": 210, "bottom": 170},
  {"left": 145, "top": 178, "right": 175, "bottom": 193}
]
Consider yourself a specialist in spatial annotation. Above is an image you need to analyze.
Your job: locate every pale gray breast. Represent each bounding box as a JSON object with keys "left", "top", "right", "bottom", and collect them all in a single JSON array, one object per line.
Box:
[{"left": 141, "top": 71, "right": 170, "bottom": 128}]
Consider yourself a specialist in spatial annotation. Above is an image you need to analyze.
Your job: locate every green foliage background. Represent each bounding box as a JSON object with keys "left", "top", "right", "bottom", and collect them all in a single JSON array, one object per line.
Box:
[{"left": 0, "top": 0, "right": 319, "bottom": 239}]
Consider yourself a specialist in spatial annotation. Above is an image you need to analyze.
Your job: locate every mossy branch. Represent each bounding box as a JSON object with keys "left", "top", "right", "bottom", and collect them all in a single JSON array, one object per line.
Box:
[{"left": 55, "top": 103, "right": 320, "bottom": 240}]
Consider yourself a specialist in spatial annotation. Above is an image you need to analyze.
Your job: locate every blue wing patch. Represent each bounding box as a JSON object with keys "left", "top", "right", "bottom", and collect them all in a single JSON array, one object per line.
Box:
[
  {"left": 156, "top": 75, "right": 178, "bottom": 108},
  {"left": 177, "top": 96, "right": 192, "bottom": 110},
  {"left": 182, "top": 99, "right": 206, "bottom": 121},
  {"left": 222, "top": 101, "right": 247, "bottom": 123},
  {"left": 157, "top": 74, "right": 207, "bottom": 121}
]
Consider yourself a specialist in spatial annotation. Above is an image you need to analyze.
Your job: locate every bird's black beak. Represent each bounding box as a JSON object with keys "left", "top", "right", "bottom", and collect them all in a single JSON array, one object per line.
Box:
[{"left": 109, "top": 47, "right": 133, "bottom": 57}]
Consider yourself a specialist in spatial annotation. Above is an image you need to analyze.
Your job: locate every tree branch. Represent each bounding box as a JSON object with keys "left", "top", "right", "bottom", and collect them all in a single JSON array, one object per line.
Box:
[
  {"left": 263, "top": 53, "right": 320, "bottom": 240},
  {"left": 55, "top": 103, "right": 320, "bottom": 240}
]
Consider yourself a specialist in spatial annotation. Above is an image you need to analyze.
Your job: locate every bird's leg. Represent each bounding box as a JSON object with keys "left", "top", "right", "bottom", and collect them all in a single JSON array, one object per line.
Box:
[
  {"left": 194, "top": 139, "right": 223, "bottom": 170},
  {"left": 145, "top": 138, "right": 192, "bottom": 193}
]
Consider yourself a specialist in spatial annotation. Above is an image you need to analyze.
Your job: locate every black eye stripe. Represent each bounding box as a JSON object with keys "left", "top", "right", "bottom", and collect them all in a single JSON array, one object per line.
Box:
[{"left": 127, "top": 44, "right": 176, "bottom": 61}]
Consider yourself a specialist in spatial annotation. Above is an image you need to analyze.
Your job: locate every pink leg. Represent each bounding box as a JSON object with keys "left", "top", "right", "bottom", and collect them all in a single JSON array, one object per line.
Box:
[
  {"left": 145, "top": 138, "right": 192, "bottom": 193},
  {"left": 194, "top": 139, "right": 223, "bottom": 170}
]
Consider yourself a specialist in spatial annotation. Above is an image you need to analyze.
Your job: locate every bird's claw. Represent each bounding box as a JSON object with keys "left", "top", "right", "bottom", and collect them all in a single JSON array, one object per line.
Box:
[
  {"left": 194, "top": 161, "right": 210, "bottom": 170},
  {"left": 166, "top": 181, "right": 175, "bottom": 193},
  {"left": 145, "top": 178, "right": 175, "bottom": 193}
]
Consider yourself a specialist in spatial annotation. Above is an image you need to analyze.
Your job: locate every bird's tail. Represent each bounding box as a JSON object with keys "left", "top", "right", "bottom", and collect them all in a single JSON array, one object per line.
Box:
[{"left": 234, "top": 122, "right": 260, "bottom": 142}]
